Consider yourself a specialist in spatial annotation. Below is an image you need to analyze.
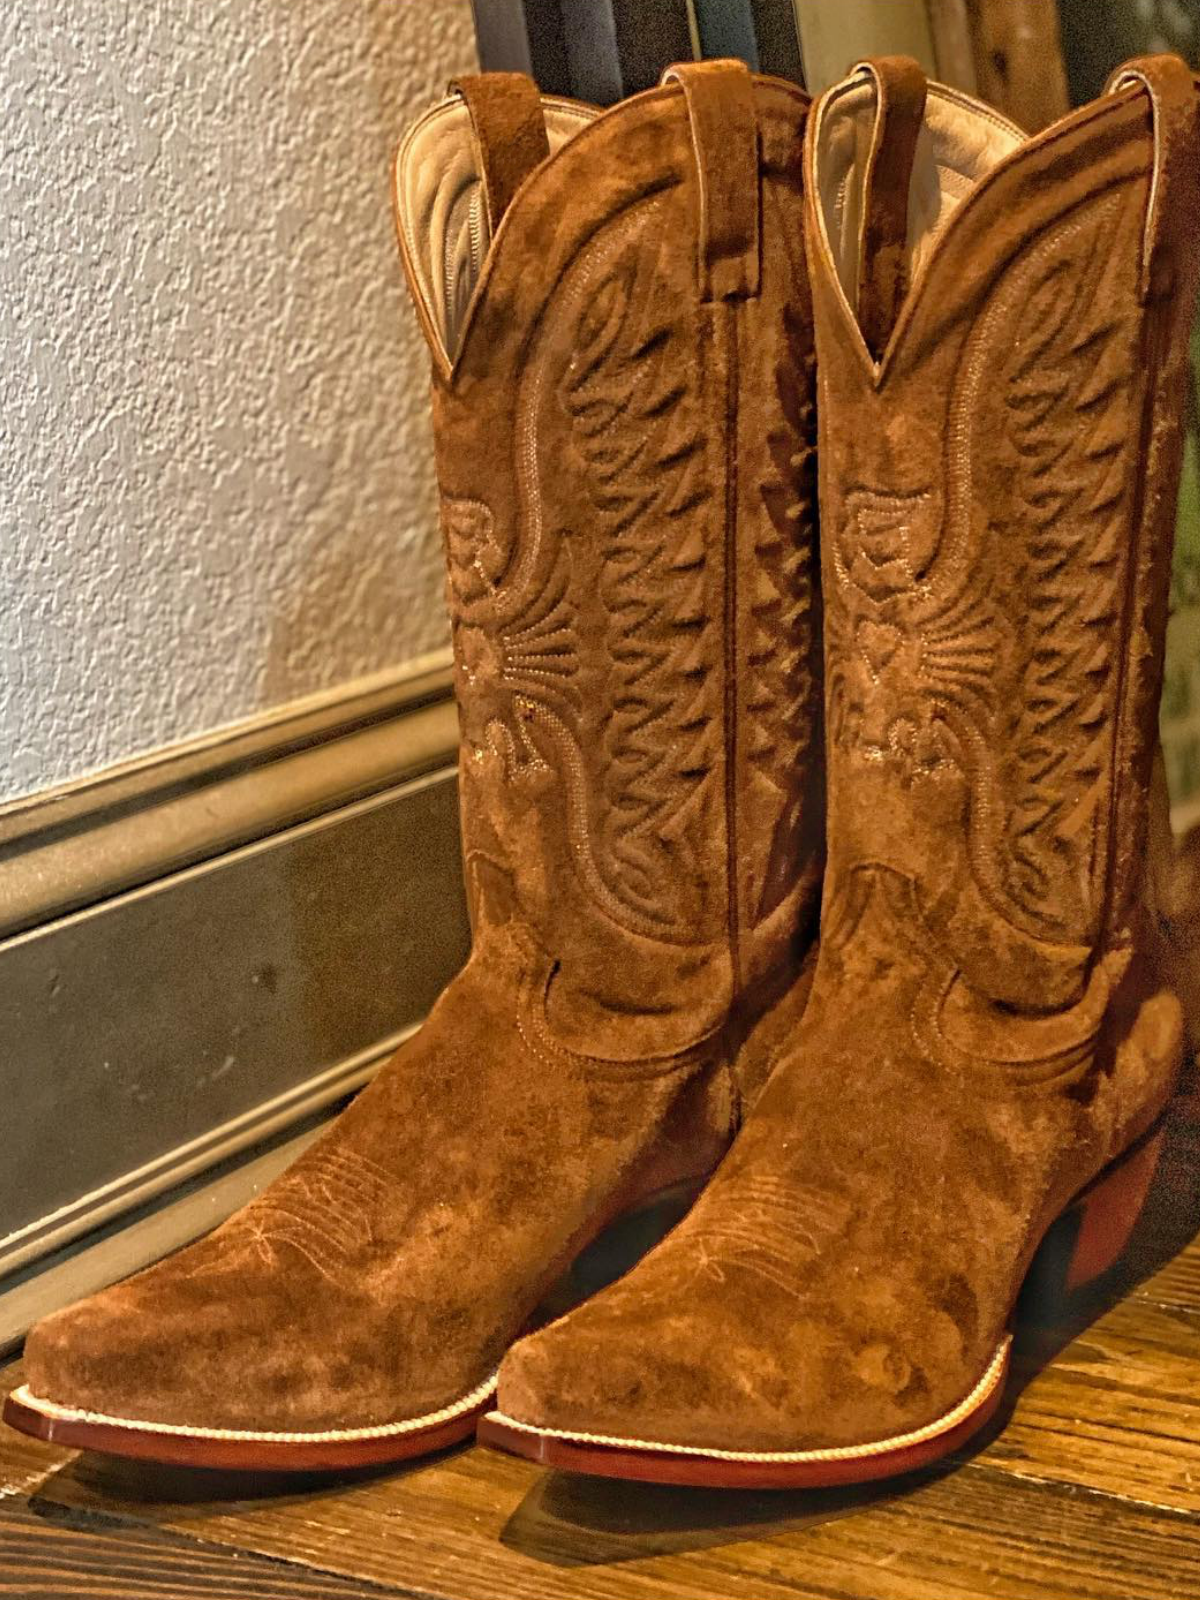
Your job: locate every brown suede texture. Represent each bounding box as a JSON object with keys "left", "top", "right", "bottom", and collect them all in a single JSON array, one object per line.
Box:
[
  {"left": 22, "top": 66, "right": 823, "bottom": 1434},
  {"left": 450, "top": 72, "right": 550, "bottom": 232},
  {"left": 498, "top": 58, "right": 1200, "bottom": 1455}
]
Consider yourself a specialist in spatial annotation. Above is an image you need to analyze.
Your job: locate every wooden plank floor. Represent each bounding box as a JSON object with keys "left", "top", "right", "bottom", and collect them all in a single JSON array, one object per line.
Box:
[{"left": 3, "top": 1082, "right": 1200, "bottom": 1600}]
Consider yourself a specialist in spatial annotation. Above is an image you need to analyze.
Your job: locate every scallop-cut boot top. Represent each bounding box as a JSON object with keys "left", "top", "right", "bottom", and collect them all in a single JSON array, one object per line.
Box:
[
  {"left": 493, "top": 54, "right": 1200, "bottom": 1479},
  {"left": 11, "top": 61, "right": 824, "bottom": 1463}
]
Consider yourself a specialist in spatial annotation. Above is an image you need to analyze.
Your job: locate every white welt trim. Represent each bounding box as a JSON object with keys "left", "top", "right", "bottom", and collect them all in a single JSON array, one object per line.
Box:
[
  {"left": 488, "top": 1337, "right": 1011, "bottom": 1463},
  {"left": 10, "top": 1373, "right": 497, "bottom": 1444}
]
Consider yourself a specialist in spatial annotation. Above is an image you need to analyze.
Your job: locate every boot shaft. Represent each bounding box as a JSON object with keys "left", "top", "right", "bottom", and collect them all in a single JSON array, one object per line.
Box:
[
  {"left": 804, "top": 56, "right": 1200, "bottom": 1011},
  {"left": 395, "top": 65, "right": 823, "bottom": 1050}
]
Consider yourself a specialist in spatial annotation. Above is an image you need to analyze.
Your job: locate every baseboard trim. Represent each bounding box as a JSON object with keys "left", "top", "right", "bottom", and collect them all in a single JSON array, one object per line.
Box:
[
  {"left": 0, "top": 1111, "right": 344, "bottom": 1354},
  {"left": 0, "top": 664, "right": 469, "bottom": 1343},
  {"left": 0, "top": 651, "right": 457, "bottom": 940},
  {"left": 0, "top": 1022, "right": 417, "bottom": 1283}
]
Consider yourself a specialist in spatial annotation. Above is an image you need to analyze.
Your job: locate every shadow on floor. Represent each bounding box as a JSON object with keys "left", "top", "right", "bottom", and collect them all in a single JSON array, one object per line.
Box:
[
  {"left": 495, "top": 1460, "right": 951, "bottom": 1566},
  {"left": 34, "top": 1438, "right": 462, "bottom": 1524}
]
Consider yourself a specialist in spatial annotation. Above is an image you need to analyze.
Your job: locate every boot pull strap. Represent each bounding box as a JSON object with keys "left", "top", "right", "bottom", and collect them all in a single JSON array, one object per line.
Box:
[
  {"left": 1105, "top": 55, "right": 1200, "bottom": 302},
  {"left": 449, "top": 72, "right": 550, "bottom": 234},
  {"left": 851, "top": 56, "right": 927, "bottom": 361},
  {"left": 661, "top": 59, "right": 761, "bottom": 302}
]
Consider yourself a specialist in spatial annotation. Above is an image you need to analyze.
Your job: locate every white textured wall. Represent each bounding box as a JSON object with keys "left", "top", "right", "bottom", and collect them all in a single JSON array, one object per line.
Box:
[{"left": 0, "top": 1, "right": 476, "bottom": 804}]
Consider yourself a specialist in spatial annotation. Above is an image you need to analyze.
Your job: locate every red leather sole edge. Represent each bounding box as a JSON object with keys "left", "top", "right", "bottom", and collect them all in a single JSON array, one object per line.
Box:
[
  {"left": 477, "top": 1368, "right": 1008, "bottom": 1490},
  {"left": 0, "top": 1390, "right": 489, "bottom": 1473}
]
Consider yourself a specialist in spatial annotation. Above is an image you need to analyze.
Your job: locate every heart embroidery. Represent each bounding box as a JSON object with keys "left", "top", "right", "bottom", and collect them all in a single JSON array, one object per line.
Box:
[{"left": 857, "top": 619, "right": 903, "bottom": 679}]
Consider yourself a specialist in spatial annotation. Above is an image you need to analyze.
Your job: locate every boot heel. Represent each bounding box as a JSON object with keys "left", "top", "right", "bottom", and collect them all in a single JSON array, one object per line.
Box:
[
  {"left": 1062, "top": 1127, "right": 1163, "bottom": 1291},
  {"left": 1022, "top": 1126, "right": 1164, "bottom": 1318}
]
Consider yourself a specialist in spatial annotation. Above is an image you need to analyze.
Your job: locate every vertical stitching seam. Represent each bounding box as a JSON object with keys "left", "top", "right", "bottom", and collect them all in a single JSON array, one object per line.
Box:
[{"left": 723, "top": 300, "right": 744, "bottom": 999}]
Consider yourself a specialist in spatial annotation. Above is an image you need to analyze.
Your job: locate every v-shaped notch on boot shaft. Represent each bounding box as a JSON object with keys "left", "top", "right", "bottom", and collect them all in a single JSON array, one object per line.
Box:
[
  {"left": 392, "top": 63, "right": 825, "bottom": 1055},
  {"left": 396, "top": 62, "right": 774, "bottom": 381},
  {"left": 807, "top": 55, "right": 1200, "bottom": 387},
  {"left": 394, "top": 80, "right": 599, "bottom": 378}
]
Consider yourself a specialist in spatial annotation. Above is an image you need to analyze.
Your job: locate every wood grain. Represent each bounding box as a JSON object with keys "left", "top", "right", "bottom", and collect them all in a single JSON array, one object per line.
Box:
[
  {"left": 985, "top": 1299, "right": 1200, "bottom": 1515},
  {"left": 0, "top": 1498, "right": 399, "bottom": 1598},
  {"left": 16, "top": 1426, "right": 1200, "bottom": 1600},
  {"left": 1137, "top": 1246, "right": 1200, "bottom": 1312}
]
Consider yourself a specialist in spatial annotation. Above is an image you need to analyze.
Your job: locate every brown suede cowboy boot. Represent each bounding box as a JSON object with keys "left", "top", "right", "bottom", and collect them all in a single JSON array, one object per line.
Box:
[
  {"left": 5, "top": 61, "right": 823, "bottom": 1470},
  {"left": 483, "top": 55, "right": 1200, "bottom": 1489}
]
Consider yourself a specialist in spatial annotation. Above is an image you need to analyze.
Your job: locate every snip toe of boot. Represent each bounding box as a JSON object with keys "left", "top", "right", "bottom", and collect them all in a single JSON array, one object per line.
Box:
[
  {"left": 497, "top": 1301, "right": 755, "bottom": 1452},
  {"left": 21, "top": 1271, "right": 272, "bottom": 1431},
  {"left": 22, "top": 1292, "right": 153, "bottom": 1420},
  {"left": 495, "top": 1255, "right": 988, "bottom": 1458},
  {"left": 497, "top": 1318, "right": 631, "bottom": 1437}
]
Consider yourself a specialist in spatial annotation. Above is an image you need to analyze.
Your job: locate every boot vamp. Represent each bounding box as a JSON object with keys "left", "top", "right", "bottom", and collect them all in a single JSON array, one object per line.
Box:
[
  {"left": 499, "top": 872, "right": 1181, "bottom": 1454},
  {"left": 23, "top": 934, "right": 729, "bottom": 1433}
]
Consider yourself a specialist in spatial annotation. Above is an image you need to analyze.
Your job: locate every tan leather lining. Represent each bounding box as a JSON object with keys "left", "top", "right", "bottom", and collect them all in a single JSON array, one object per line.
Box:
[
  {"left": 395, "top": 96, "right": 599, "bottom": 370},
  {"left": 815, "top": 75, "right": 1023, "bottom": 326}
]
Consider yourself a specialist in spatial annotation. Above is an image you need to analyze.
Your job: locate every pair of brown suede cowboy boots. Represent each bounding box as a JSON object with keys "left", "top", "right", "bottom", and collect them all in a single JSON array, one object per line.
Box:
[{"left": 7, "top": 53, "right": 1200, "bottom": 1492}]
